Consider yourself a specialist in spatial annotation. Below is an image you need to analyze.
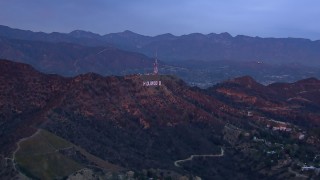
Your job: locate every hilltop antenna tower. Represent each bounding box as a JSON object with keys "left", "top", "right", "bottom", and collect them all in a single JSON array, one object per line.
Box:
[
  {"left": 153, "top": 51, "right": 158, "bottom": 75},
  {"left": 142, "top": 50, "right": 162, "bottom": 86}
]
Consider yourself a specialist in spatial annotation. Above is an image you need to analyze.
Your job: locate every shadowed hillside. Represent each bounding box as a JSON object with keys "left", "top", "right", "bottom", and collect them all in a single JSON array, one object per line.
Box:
[{"left": 1, "top": 59, "right": 319, "bottom": 179}]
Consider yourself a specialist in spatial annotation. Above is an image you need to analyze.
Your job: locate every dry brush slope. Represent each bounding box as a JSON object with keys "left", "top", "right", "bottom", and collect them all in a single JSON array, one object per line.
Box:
[{"left": 0, "top": 59, "right": 236, "bottom": 171}]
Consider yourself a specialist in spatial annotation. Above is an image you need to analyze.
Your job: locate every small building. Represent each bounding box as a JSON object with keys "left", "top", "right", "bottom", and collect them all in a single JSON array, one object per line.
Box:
[
  {"left": 272, "top": 126, "right": 292, "bottom": 132},
  {"left": 126, "top": 171, "right": 135, "bottom": 179},
  {"left": 298, "top": 134, "right": 305, "bottom": 140},
  {"left": 253, "top": 136, "right": 265, "bottom": 143},
  {"left": 301, "top": 166, "right": 315, "bottom": 171},
  {"left": 267, "top": 151, "right": 276, "bottom": 155}
]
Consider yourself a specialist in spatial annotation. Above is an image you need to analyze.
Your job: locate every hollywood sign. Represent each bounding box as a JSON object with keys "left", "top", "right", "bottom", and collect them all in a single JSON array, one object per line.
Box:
[{"left": 143, "top": 80, "right": 162, "bottom": 86}]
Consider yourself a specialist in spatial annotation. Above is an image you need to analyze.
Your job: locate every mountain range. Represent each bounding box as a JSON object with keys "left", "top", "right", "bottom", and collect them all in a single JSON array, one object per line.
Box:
[
  {"left": 1, "top": 25, "right": 320, "bottom": 87},
  {"left": 1, "top": 25, "right": 320, "bottom": 64}
]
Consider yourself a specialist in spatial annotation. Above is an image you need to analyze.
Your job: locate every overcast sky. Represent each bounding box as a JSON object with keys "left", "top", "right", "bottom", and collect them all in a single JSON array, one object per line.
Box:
[{"left": 1, "top": 0, "right": 319, "bottom": 39}]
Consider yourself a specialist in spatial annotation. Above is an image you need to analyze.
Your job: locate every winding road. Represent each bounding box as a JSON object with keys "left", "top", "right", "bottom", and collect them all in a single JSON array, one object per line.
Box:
[
  {"left": 11, "top": 129, "right": 41, "bottom": 171},
  {"left": 174, "top": 148, "right": 224, "bottom": 167},
  {"left": 288, "top": 167, "right": 308, "bottom": 179}
]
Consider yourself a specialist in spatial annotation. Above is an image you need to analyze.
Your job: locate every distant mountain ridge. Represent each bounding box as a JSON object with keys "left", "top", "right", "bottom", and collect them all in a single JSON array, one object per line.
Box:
[
  {"left": 1, "top": 25, "right": 320, "bottom": 88},
  {"left": 1, "top": 25, "right": 320, "bottom": 65},
  {"left": 0, "top": 36, "right": 156, "bottom": 76}
]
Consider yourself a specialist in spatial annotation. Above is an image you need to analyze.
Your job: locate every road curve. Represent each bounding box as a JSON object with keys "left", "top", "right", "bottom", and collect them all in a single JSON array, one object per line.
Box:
[
  {"left": 12, "top": 129, "right": 41, "bottom": 171},
  {"left": 174, "top": 148, "right": 224, "bottom": 167}
]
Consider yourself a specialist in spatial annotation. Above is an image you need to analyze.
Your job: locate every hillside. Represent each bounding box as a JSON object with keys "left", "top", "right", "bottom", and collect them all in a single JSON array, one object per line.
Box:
[
  {"left": 1, "top": 60, "right": 320, "bottom": 179},
  {"left": 210, "top": 76, "right": 320, "bottom": 127},
  {"left": 0, "top": 59, "right": 234, "bottom": 179},
  {"left": 0, "top": 36, "right": 155, "bottom": 76}
]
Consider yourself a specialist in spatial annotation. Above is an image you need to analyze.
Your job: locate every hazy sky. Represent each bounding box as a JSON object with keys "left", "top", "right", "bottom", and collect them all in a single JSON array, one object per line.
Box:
[{"left": 1, "top": 0, "right": 320, "bottom": 39}]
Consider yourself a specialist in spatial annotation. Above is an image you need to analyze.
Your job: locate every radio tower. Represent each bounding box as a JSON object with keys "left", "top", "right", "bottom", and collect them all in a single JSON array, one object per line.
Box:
[{"left": 153, "top": 51, "right": 158, "bottom": 75}]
